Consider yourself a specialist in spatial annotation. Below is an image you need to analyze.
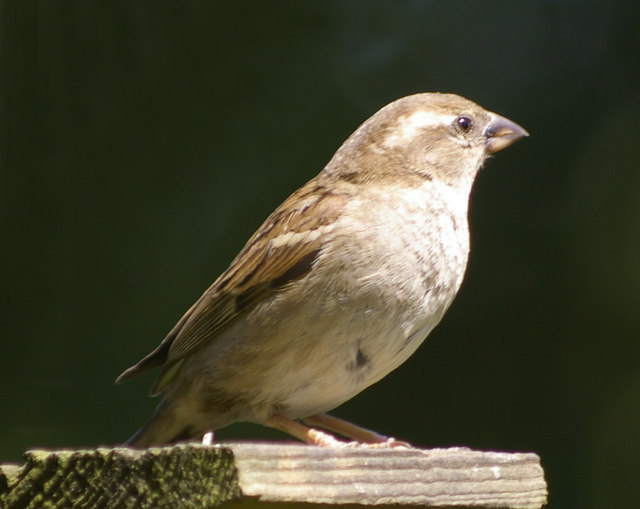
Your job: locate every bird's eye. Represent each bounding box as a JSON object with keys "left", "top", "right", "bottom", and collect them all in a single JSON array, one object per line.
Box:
[{"left": 455, "top": 116, "right": 472, "bottom": 133}]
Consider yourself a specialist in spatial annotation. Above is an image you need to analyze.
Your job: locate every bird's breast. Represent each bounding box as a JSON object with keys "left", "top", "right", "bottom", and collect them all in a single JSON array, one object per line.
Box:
[
  {"left": 322, "top": 181, "right": 471, "bottom": 320},
  {"left": 284, "top": 181, "right": 472, "bottom": 400}
]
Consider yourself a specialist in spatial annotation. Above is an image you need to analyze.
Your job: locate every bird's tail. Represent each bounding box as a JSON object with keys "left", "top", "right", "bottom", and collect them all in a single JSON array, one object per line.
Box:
[{"left": 123, "top": 401, "right": 192, "bottom": 447}]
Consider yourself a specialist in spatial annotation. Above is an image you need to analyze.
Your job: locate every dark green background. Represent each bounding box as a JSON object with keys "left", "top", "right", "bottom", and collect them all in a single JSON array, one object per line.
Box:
[{"left": 2, "top": 2, "right": 639, "bottom": 508}]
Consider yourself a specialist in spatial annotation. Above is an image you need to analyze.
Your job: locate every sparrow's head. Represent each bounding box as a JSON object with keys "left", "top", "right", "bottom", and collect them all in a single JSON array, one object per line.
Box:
[{"left": 326, "top": 92, "right": 528, "bottom": 191}]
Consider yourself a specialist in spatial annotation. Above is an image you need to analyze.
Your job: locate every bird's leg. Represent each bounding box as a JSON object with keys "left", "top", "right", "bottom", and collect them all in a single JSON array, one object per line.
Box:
[
  {"left": 264, "top": 414, "right": 347, "bottom": 446},
  {"left": 265, "top": 414, "right": 411, "bottom": 448},
  {"left": 303, "top": 413, "right": 411, "bottom": 448}
]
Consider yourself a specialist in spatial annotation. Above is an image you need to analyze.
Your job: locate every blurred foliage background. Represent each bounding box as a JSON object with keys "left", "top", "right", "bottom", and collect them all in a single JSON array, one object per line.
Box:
[{"left": 1, "top": 2, "right": 639, "bottom": 508}]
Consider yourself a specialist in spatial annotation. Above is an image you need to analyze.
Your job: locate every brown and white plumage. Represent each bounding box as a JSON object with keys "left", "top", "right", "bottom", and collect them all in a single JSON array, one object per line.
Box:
[{"left": 116, "top": 93, "right": 527, "bottom": 447}]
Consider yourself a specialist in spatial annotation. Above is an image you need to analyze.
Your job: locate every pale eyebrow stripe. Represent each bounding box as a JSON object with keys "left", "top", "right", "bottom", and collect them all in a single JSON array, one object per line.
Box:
[
  {"left": 404, "top": 110, "right": 452, "bottom": 129},
  {"left": 383, "top": 110, "right": 453, "bottom": 147}
]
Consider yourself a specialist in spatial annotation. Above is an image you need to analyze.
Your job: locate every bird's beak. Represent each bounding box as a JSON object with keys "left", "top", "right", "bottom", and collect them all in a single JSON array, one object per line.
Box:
[{"left": 484, "top": 113, "right": 529, "bottom": 154}]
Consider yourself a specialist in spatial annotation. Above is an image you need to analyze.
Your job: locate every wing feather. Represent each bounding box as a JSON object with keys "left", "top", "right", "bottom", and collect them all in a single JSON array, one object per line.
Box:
[{"left": 116, "top": 179, "right": 347, "bottom": 395}]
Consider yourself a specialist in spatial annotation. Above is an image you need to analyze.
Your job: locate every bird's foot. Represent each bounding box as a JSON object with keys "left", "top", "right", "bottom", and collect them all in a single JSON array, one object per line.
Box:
[{"left": 265, "top": 413, "right": 412, "bottom": 448}]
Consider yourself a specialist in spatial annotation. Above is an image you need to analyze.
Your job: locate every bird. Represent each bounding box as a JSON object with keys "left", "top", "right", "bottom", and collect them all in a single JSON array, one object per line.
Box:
[{"left": 116, "top": 92, "right": 528, "bottom": 448}]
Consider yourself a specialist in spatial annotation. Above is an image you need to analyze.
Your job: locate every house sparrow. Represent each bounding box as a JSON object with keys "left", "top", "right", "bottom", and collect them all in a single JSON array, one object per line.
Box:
[{"left": 117, "top": 92, "right": 527, "bottom": 447}]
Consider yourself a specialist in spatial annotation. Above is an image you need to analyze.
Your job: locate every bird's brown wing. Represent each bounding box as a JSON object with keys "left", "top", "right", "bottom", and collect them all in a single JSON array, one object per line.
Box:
[{"left": 116, "top": 181, "right": 347, "bottom": 395}]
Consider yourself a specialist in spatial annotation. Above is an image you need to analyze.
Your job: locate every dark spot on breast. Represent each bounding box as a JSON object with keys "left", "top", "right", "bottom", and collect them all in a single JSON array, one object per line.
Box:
[
  {"left": 346, "top": 344, "right": 370, "bottom": 375},
  {"left": 355, "top": 348, "right": 369, "bottom": 368}
]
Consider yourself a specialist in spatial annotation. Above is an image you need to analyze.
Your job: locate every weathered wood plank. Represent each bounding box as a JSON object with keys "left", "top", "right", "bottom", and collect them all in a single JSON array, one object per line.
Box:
[{"left": 0, "top": 443, "right": 547, "bottom": 508}]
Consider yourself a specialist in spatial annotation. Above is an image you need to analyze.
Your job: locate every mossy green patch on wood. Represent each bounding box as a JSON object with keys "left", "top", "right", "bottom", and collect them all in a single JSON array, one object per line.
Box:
[{"left": 1, "top": 445, "right": 241, "bottom": 509}]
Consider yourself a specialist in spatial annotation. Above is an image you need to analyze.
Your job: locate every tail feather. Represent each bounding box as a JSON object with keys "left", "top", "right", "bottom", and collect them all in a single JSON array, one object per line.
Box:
[{"left": 123, "top": 402, "right": 192, "bottom": 447}]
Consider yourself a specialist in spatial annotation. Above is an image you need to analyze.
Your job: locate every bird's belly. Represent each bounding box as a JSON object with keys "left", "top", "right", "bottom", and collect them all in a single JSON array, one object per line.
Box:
[
  {"left": 275, "top": 317, "right": 436, "bottom": 419},
  {"left": 185, "top": 185, "right": 469, "bottom": 424},
  {"left": 218, "top": 260, "right": 455, "bottom": 421}
]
